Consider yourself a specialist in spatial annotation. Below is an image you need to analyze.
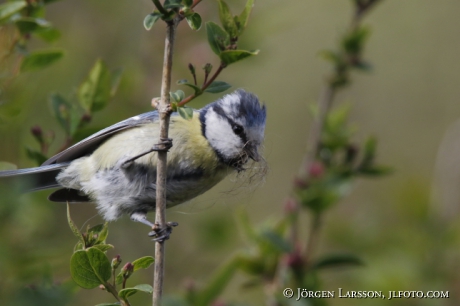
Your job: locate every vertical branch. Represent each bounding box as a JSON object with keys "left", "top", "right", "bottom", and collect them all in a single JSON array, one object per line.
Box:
[
  {"left": 300, "top": 0, "right": 381, "bottom": 264},
  {"left": 300, "top": 0, "right": 381, "bottom": 179},
  {"left": 304, "top": 213, "right": 322, "bottom": 267},
  {"left": 299, "top": 86, "right": 335, "bottom": 178},
  {"left": 153, "top": 19, "right": 178, "bottom": 306}
]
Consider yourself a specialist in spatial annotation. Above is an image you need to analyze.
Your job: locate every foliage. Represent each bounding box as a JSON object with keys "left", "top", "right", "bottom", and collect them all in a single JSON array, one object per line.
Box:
[
  {"left": 0, "top": 0, "right": 395, "bottom": 305},
  {"left": 67, "top": 205, "right": 154, "bottom": 306},
  {"left": 64, "top": 0, "right": 260, "bottom": 304},
  {"left": 156, "top": 0, "right": 389, "bottom": 305},
  {"left": 0, "top": 1, "right": 122, "bottom": 166}
]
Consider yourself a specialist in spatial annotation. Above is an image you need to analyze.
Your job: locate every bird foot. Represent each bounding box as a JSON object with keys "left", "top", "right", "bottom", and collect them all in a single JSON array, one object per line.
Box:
[
  {"left": 121, "top": 138, "right": 173, "bottom": 168},
  {"left": 148, "top": 221, "right": 179, "bottom": 242},
  {"left": 152, "top": 138, "right": 173, "bottom": 152}
]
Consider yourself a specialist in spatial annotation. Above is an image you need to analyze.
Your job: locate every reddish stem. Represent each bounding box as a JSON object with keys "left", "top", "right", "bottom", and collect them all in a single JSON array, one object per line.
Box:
[{"left": 178, "top": 63, "right": 225, "bottom": 107}]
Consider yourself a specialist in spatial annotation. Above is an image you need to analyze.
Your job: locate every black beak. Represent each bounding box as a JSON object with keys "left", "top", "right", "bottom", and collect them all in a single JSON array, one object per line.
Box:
[{"left": 245, "top": 144, "right": 261, "bottom": 162}]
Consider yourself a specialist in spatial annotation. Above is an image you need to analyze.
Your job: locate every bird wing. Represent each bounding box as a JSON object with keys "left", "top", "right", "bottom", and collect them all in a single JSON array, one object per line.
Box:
[
  {"left": 42, "top": 111, "right": 160, "bottom": 165},
  {"left": 0, "top": 163, "right": 69, "bottom": 191}
]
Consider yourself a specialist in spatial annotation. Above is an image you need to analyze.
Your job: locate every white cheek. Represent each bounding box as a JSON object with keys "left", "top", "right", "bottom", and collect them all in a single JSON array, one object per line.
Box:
[{"left": 205, "top": 110, "right": 242, "bottom": 159}]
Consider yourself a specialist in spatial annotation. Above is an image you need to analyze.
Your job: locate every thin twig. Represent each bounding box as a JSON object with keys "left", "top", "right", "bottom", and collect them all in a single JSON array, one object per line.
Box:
[
  {"left": 177, "top": 63, "right": 225, "bottom": 107},
  {"left": 298, "top": 86, "right": 335, "bottom": 178},
  {"left": 153, "top": 18, "right": 178, "bottom": 306},
  {"left": 300, "top": 0, "right": 380, "bottom": 264},
  {"left": 105, "top": 283, "right": 130, "bottom": 306},
  {"left": 304, "top": 213, "right": 322, "bottom": 268},
  {"left": 151, "top": 0, "right": 168, "bottom": 15},
  {"left": 191, "top": 0, "right": 203, "bottom": 9}
]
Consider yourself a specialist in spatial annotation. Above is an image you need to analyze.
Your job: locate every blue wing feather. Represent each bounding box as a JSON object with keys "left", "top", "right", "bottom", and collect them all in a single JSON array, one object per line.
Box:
[{"left": 42, "top": 111, "right": 160, "bottom": 165}]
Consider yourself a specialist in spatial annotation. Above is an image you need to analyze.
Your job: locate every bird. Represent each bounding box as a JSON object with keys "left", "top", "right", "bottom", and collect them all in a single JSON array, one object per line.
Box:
[{"left": 0, "top": 89, "right": 267, "bottom": 234}]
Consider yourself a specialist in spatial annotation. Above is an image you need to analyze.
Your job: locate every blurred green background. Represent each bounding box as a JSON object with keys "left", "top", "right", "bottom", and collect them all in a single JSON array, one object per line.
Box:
[{"left": 1, "top": 0, "right": 460, "bottom": 305}]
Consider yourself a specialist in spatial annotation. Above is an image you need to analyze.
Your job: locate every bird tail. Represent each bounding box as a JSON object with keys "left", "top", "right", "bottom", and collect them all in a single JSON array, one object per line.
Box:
[{"left": 0, "top": 163, "right": 70, "bottom": 192}]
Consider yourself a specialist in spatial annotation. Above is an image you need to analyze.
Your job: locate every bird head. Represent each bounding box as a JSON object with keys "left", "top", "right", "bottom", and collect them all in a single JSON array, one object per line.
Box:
[{"left": 200, "top": 89, "right": 267, "bottom": 171}]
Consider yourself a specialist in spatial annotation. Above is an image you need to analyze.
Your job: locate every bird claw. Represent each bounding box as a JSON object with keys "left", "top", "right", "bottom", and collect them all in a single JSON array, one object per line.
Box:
[
  {"left": 120, "top": 138, "right": 173, "bottom": 168},
  {"left": 148, "top": 221, "right": 179, "bottom": 242},
  {"left": 152, "top": 138, "right": 173, "bottom": 152}
]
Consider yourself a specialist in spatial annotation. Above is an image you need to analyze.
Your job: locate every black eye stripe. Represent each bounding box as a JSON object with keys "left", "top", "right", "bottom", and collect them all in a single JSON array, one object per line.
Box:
[{"left": 212, "top": 105, "right": 248, "bottom": 143}]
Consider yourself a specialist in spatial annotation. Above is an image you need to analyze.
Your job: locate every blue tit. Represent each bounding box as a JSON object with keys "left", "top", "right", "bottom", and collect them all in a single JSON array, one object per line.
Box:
[{"left": 0, "top": 89, "right": 266, "bottom": 228}]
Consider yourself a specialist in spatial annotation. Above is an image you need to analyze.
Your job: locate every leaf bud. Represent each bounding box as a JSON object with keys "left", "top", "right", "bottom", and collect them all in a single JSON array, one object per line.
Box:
[
  {"left": 121, "top": 262, "right": 134, "bottom": 279},
  {"left": 111, "top": 254, "right": 122, "bottom": 270},
  {"left": 202, "top": 63, "right": 213, "bottom": 75},
  {"left": 309, "top": 161, "right": 325, "bottom": 178},
  {"left": 188, "top": 63, "right": 196, "bottom": 75},
  {"left": 31, "top": 125, "right": 43, "bottom": 143},
  {"left": 283, "top": 197, "right": 299, "bottom": 214}
]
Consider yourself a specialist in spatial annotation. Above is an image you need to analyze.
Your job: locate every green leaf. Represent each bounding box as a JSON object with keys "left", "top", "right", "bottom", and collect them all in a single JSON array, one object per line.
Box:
[
  {"left": 26, "top": 4, "right": 44, "bottom": 18},
  {"left": 297, "top": 176, "right": 351, "bottom": 213},
  {"left": 236, "top": 0, "right": 254, "bottom": 35},
  {"left": 220, "top": 49, "right": 259, "bottom": 65},
  {"left": 25, "top": 147, "right": 47, "bottom": 165},
  {"left": 114, "top": 258, "right": 146, "bottom": 285},
  {"left": 204, "top": 81, "right": 231, "bottom": 93},
  {"left": 78, "top": 59, "right": 112, "bottom": 112},
  {"left": 237, "top": 255, "right": 265, "bottom": 275},
  {"left": 312, "top": 253, "right": 364, "bottom": 270},
  {"left": 0, "top": 1, "right": 27, "bottom": 24},
  {"left": 92, "top": 244, "right": 114, "bottom": 252},
  {"left": 20, "top": 50, "right": 64, "bottom": 72},
  {"left": 183, "top": 83, "right": 202, "bottom": 95},
  {"left": 359, "top": 136, "right": 376, "bottom": 168},
  {"left": 259, "top": 230, "right": 292, "bottom": 253},
  {"left": 319, "top": 50, "right": 342, "bottom": 65},
  {"left": 70, "top": 248, "right": 112, "bottom": 289},
  {"left": 164, "top": 0, "right": 182, "bottom": 9},
  {"left": 237, "top": 210, "right": 257, "bottom": 242},
  {"left": 14, "top": 17, "right": 51, "bottom": 34},
  {"left": 74, "top": 241, "right": 84, "bottom": 252},
  {"left": 119, "top": 284, "right": 153, "bottom": 300},
  {"left": 195, "top": 257, "right": 239, "bottom": 305},
  {"left": 132, "top": 256, "right": 154, "bottom": 271},
  {"left": 217, "top": 0, "right": 237, "bottom": 37},
  {"left": 49, "top": 93, "right": 71, "bottom": 135},
  {"left": 170, "top": 101, "right": 178, "bottom": 112},
  {"left": 69, "top": 107, "right": 82, "bottom": 137},
  {"left": 110, "top": 68, "right": 123, "bottom": 97},
  {"left": 115, "top": 273, "right": 123, "bottom": 285},
  {"left": 86, "top": 223, "right": 109, "bottom": 244},
  {"left": 170, "top": 90, "right": 185, "bottom": 102},
  {"left": 144, "top": 12, "right": 162, "bottom": 30},
  {"left": 183, "top": 0, "right": 193, "bottom": 6},
  {"left": 178, "top": 106, "right": 193, "bottom": 120},
  {"left": 35, "top": 26, "right": 61, "bottom": 42},
  {"left": 186, "top": 13, "right": 202, "bottom": 31},
  {"left": 342, "top": 26, "right": 370, "bottom": 55},
  {"left": 206, "top": 22, "right": 229, "bottom": 55},
  {"left": 67, "top": 203, "right": 85, "bottom": 247},
  {"left": 0, "top": 161, "right": 17, "bottom": 171},
  {"left": 177, "top": 79, "right": 202, "bottom": 95}
]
